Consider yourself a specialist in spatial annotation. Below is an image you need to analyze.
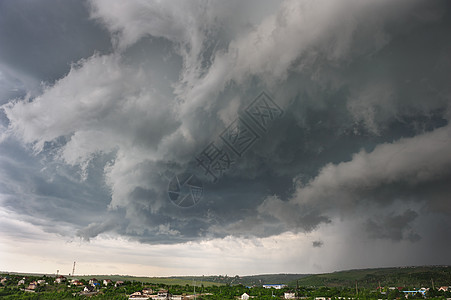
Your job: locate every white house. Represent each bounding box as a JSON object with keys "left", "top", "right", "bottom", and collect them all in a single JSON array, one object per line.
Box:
[
  {"left": 129, "top": 291, "right": 151, "bottom": 299},
  {"left": 285, "top": 292, "right": 296, "bottom": 299},
  {"left": 142, "top": 288, "right": 153, "bottom": 295},
  {"left": 84, "top": 285, "right": 95, "bottom": 293},
  {"left": 241, "top": 292, "right": 250, "bottom": 299},
  {"left": 157, "top": 289, "right": 170, "bottom": 299},
  {"left": 419, "top": 287, "right": 429, "bottom": 296},
  {"left": 103, "top": 279, "right": 112, "bottom": 286},
  {"left": 55, "top": 276, "right": 67, "bottom": 284},
  {"left": 263, "top": 284, "right": 286, "bottom": 289}
]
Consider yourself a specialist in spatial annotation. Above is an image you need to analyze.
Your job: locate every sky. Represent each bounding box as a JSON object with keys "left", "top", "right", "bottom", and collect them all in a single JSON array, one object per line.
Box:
[{"left": 0, "top": 0, "right": 451, "bottom": 277}]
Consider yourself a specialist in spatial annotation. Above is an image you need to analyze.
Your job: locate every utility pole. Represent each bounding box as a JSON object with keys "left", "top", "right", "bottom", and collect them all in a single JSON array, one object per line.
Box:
[
  {"left": 355, "top": 280, "right": 358, "bottom": 296},
  {"left": 296, "top": 280, "right": 299, "bottom": 297},
  {"left": 72, "top": 262, "right": 76, "bottom": 277},
  {"left": 193, "top": 280, "right": 196, "bottom": 300},
  {"left": 431, "top": 278, "right": 435, "bottom": 290}
]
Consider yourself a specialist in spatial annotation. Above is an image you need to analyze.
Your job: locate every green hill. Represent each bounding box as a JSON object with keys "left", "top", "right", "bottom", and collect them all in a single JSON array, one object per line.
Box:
[{"left": 289, "top": 266, "right": 451, "bottom": 289}]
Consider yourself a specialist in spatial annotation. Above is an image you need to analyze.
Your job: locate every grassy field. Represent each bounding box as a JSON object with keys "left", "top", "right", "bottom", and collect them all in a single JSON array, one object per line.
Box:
[
  {"left": 70, "top": 274, "right": 306, "bottom": 286},
  {"left": 73, "top": 275, "right": 224, "bottom": 287}
]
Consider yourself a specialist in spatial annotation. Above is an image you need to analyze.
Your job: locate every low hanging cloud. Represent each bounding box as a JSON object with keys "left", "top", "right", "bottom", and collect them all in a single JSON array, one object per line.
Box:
[
  {"left": 312, "top": 240, "right": 324, "bottom": 248},
  {"left": 258, "top": 122, "right": 451, "bottom": 240},
  {"left": 365, "top": 209, "right": 421, "bottom": 242}
]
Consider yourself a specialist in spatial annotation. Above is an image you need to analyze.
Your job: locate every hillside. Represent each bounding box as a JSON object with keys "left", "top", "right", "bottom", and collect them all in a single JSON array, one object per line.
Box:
[
  {"left": 4, "top": 266, "right": 451, "bottom": 289},
  {"left": 289, "top": 266, "right": 451, "bottom": 289},
  {"left": 75, "top": 274, "right": 310, "bottom": 287}
]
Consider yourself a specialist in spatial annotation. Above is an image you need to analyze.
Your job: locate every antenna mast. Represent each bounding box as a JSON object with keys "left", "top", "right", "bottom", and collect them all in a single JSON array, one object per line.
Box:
[{"left": 72, "top": 262, "right": 76, "bottom": 276}]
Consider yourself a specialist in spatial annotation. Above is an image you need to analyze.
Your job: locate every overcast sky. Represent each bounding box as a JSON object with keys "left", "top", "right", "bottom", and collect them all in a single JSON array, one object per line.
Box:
[{"left": 1, "top": 0, "right": 451, "bottom": 277}]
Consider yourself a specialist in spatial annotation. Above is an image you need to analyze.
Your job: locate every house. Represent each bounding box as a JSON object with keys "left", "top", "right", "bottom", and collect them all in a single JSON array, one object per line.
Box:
[
  {"left": 157, "top": 289, "right": 171, "bottom": 299},
  {"left": 84, "top": 285, "right": 95, "bottom": 292},
  {"left": 419, "top": 288, "right": 429, "bottom": 296},
  {"left": 55, "top": 275, "right": 67, "bottom": 283},
  {"left": 18, "top": 278, "right": 26, "bottom": 285},
  {"left": 263, "top": 284, "right": 286, "bottom": 289},
  {"left": 241, "top": 292, "right": 250, "bottom": 299},
  {"left": 115, "top": 280, "right": 124, "bottom": 287},
  {"left": 26, "top": 281, "right": 38, "bottom": 290},
  {"left": 129, "top": 291, "right": 150, "bottom": 300},
  {"left": 72, "top": 280, "right": 84, "bottom": 286},
  {"left": 0, "top": 277, "right": 7, "bottom": 285},
  {"left": 89, "top": 278, "right": 98, "bottom": 285},
  {"left": 439, "top": 286, "right": 449, "bottom": 292},
  {"left": 37, "top": 279, "right": 46, "bottom": 285},
  {"left": 142, "top": 288, "right": 154, "bottom": 295},
  {"left": 103, "top": 279, "right": 112, "bottom": 286},
  {"left": 285, "top": 292, "right": 296, "bottom": 299}
]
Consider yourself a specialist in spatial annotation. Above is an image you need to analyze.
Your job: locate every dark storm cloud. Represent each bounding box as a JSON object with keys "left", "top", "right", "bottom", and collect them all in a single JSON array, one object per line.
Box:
[
  {"left": 1, "top": 0, "right": 451, "bottom": 270},
  {"left": 0, "top": 137, "right": 112, "bottom": 236},
  {"left": 312, "top": 240, "right": 323, "bottom": 248},
  {"left": 365, "top": 210, "right": 421, "bottom": 242}
]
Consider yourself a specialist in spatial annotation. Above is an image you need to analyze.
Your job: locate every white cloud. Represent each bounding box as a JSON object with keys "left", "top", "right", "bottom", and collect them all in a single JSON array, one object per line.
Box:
[{"left": 2, "top": 52, "right": 182, "bottom": 213}]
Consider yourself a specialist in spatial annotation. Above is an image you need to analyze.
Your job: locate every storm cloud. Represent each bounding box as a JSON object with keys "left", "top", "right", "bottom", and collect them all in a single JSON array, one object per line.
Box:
[{"left": 1, "top": 0, "right": 451, "bottom": 274}]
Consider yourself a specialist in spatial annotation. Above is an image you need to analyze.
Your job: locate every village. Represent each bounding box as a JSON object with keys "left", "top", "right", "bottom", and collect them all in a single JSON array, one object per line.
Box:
[{"left": 1, "top": 273, "right": 451, "bottom": 300}]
